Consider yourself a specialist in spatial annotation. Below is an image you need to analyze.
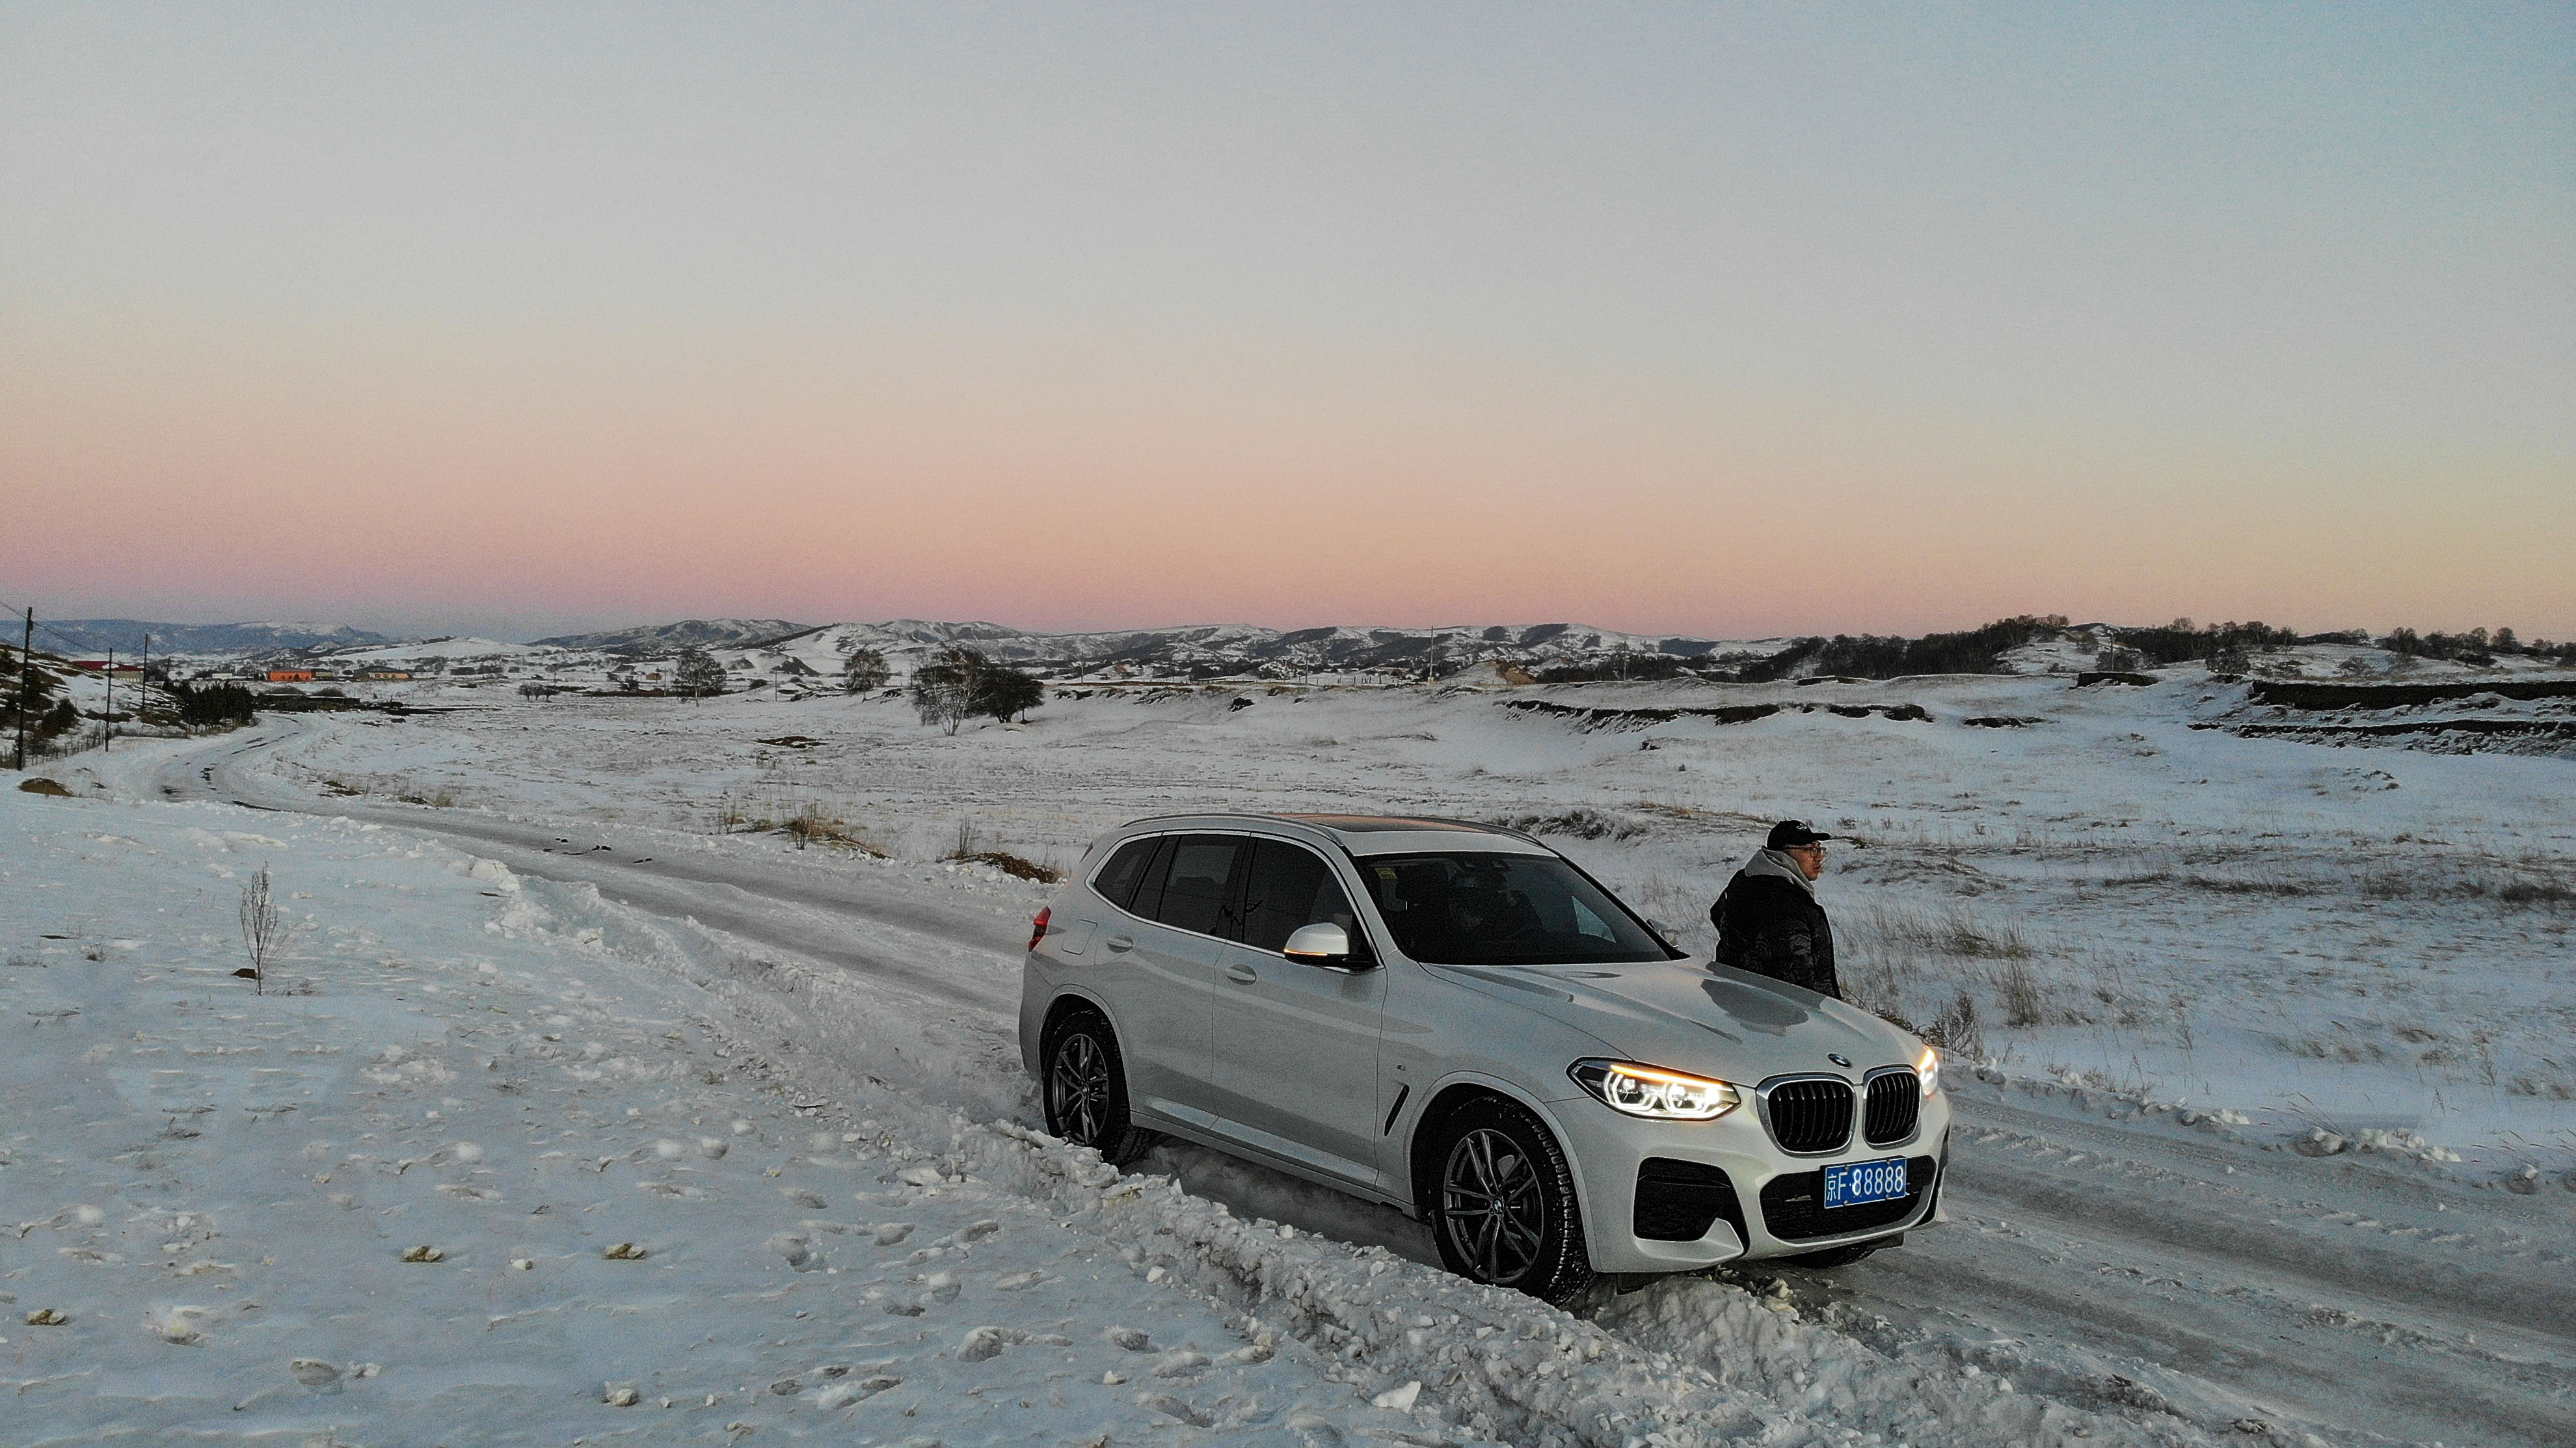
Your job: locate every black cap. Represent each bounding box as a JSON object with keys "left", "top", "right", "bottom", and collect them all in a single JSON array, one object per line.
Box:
[{"left": 1767, "top": 819, "right": 1835, "bottom": 848}]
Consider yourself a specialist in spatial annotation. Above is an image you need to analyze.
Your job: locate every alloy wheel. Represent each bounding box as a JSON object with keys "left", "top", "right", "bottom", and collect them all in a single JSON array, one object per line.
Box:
[
  {"left": 1049, "top": 1030, "right": 1110, "bottom": 1146},
  {"left": 1440, "top": 1127, "right": 1546, "bottom": 1284}
]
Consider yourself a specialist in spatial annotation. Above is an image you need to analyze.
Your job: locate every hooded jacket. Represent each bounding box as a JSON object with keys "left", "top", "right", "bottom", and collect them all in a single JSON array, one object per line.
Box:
[{"left": 1708, "top": 848, "right": 1840, "bottom": 999}]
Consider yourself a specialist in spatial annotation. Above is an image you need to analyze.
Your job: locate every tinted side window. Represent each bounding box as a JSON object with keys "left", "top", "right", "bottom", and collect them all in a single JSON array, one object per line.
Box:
[
  {"left": 1124, "top": 837, "right": 1180, "bottom": 919},
  {"left": 1091, "top": 837, "right": 1163, "bottom": 910},
  {"left": 1148, "top": 835, "right": 1244, "bottom": 937},
  {"left": 1238, "top": 840, "right": 1359, "bottom": 953}
]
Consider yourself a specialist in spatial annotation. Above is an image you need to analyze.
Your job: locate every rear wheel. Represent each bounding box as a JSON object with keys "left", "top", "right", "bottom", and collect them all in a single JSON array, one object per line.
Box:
[
  {"left": 1041, "top": 1012, "right": 1155, "bottom": 1166},
  {"left": 1427, "top": 1095, "right": 1594, "bottom": 1304}
]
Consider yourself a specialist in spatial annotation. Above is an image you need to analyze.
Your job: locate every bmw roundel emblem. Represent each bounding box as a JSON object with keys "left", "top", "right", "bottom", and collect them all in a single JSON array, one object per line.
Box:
[{"left": 1827, "top": 1052, "right": 1853, "bottom": 1068}]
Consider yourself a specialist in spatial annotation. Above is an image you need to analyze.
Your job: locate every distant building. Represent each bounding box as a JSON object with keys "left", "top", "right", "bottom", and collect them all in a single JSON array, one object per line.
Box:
[
  {"left": 268, "top": 669, "right": 317, "bottom": 683},
  {"left": 356, "top": 668, "right": 413, "bottom": 680}
]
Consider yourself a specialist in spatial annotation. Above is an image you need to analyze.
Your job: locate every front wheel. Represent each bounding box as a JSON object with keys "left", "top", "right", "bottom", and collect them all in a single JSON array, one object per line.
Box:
[
  {"left": 1427, "top": 1095, "right": 1595, "bottom": 1304},
  {"left": 1041, "top": 1012, "right": 1155, "bottom": 1166}
]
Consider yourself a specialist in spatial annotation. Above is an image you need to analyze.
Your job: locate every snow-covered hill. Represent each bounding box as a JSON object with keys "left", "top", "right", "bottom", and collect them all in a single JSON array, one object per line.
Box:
[
  {"left": 42, "top": 619, "right": 391, "bottom": 656},
  {"left": 737, "top": 619, "right": 1790, "bottom": 684},
  {"left": 531, "top": 618, "right": 810, "bottom": 654}
]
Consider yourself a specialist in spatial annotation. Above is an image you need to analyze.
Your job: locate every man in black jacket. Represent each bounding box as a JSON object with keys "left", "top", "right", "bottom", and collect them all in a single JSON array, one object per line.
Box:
[{"left": 1708, "top": 820, "right": 1840, "bottom": 999}]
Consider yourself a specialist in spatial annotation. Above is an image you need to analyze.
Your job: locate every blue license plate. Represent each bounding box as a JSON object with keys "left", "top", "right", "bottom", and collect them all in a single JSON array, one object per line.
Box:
[{"left": 1822, "top": 1157, "right": 1909, "bottom": 1209}]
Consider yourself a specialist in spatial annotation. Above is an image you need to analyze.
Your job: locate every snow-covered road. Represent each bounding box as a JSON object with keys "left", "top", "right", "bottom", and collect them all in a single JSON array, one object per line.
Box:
[{"left": 88, "top": 718, "right": 2572, "bottom": 1447}]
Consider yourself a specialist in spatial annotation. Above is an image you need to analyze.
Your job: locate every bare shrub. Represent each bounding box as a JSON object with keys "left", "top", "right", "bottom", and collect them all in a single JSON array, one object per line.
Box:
[
  {"left": 1924, "top": 989, "right": 1984, "bottom": 1060},
  {"left": 1489, "top": 808, "right": 1643, "bottom": 841},
  {"left": 2499, "top": 878, "right": 2576, "bottom": 908}
]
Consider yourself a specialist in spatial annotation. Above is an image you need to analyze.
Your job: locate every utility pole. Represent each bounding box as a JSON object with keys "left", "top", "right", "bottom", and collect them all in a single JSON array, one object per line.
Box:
[
  {"left": 12, "top": 608, "right": 28, "bottom": 771},
  {"left": 140, "top": 632, "right": 150, "bottom": 721},
  {"left": 103, "top": 646, "right": 114, "bottom": 751}
]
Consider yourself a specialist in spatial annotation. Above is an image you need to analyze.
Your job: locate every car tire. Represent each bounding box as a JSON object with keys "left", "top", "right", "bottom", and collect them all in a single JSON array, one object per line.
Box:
[
  {"left": 1426, "top": 1095, "right": 1595, "bottom": 1305},
  {"left": 1041, "top": 1011, "right": 1155, "bottom": 1166}
]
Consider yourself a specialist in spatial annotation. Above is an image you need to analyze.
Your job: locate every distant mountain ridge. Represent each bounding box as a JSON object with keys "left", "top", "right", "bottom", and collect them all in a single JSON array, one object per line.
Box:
[
  {"left": 736, "top": 619, "right": 1784, "bottom": 678},
  {"left": 40, "top": 619, "right": 392, "bottom": 656},
  {"left": 524, "top": 616, "right": 1770, "bottom": 671},
  {"left": 531, "top": 619, "right": 810, "bottom": 654}
]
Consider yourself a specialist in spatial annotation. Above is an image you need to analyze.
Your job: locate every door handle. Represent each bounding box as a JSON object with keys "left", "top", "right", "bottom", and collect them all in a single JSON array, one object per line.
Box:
[
  {"left": 1225, "top": 963, "right": 1258, "bottom": 984},
  {"left": 1104, "top": 935, "right": 1134, "bottom": 954}
]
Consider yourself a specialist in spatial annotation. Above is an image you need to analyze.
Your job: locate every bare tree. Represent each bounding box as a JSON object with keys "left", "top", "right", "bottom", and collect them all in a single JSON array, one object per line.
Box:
[
  {"left": 239, "top": 866, "right": 284, "bottom": 994},
  {"left": 974, "top": 660, "right": 1043, "bottom": 723},
  {"left": 672, "top": 648, "right": 725, "bottom": 702},
  {"left": 909, "top": 647, "right": 976, "bottom": 733},
  {"left": 840, "top": 647, "right": 890, "bottom": 695},
  {"left": 904, "top": 645, "right": 1043, "bottom": 730}
]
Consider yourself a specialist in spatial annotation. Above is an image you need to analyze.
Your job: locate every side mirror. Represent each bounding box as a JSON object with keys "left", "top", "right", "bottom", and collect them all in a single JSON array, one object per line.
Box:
[{"left": 1283, "top": 922, "right": 1373, "bottom": 971}]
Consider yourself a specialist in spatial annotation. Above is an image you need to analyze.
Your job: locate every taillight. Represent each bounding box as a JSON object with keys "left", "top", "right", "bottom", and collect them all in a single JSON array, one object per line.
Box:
[{"left": 1028, "top": 907, "right": 1050, "bottom": 952}]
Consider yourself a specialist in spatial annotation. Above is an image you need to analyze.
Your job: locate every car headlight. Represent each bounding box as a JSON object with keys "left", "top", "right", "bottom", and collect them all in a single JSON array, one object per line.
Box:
[
  {"left": 1918, "top": 1044, "right": 1941, "bottom": 1097},
  {"left": 1568, "top": 1060, "right": 1741, "bottom": 1120}
]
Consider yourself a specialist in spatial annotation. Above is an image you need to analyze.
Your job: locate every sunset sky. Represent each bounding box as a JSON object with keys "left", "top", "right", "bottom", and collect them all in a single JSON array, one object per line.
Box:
[{"left": 5, "top": 3, "right": 2569, "bottom": 641}]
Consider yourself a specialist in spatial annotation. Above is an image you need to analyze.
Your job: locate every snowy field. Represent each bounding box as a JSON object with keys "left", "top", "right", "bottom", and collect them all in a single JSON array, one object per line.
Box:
[
  {"left": 219, "top": 672, "right": 2576, "bottom": 1166},
  {"left": 7, "top": 671, "right": 2573, "bottom": 1447}
]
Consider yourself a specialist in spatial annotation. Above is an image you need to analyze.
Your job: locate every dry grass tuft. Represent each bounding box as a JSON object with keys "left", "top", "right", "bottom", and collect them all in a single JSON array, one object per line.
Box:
[
  {"left": 948, "top": 850, "right": 1063, "bottom": 883},
  {"left": 1994, "top": 955, "right": 2046, "bottom": 1028}
]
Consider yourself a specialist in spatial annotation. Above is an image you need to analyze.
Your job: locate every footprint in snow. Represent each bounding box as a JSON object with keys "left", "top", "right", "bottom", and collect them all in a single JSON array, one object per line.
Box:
[
  {"left": 814, "top": 1375, "right": 902, "bottom": 1408},
  {"left": 289, "top": 1358, "right": 342, "bottom": 1393},
  {"left": 1152, "top": 1349, "right": 1210, "bottom": 1378},
  {"left": 872, "top": 1222, "right": 914, "bottom": 1245},
  {"left": 1106, "top": 1326, "right": 1151, "bottom": 1351},
  {"left": 993, "top": 1270, "right": 1048, "bottom": 1291},
  {"left": 1287, "top": 1410, "right": 1346, "bottom": 1445},
  {"left": 958, "top": 1326, "right": 1071, "bottom": 1361},
  {"left": 781, "top": 1187, "right": 827, "bottom": 1209},
  {"left": 1136, "top": 1392, "right": 1211, "bottom": 1428},
  {"left": 764, "top": 1233, "right": 824, "bottom": 1272}
]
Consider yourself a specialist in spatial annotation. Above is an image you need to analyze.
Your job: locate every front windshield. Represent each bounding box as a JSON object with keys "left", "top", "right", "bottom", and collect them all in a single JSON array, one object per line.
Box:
[{"left": 1356, "top": 852, "right": 1674, "bottom": 966}]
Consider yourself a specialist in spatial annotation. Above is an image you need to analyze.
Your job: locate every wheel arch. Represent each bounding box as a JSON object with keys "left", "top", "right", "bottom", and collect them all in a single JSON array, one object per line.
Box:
[
  {"left": 1403, "top": 1074, "right": 1587, "bottom": 1224},
  {"left": 1040, "top": 989, "right": 1116, "bottom": 1046}
]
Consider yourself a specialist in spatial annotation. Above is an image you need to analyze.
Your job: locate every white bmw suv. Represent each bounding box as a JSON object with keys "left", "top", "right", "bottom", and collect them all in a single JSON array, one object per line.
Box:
[{"left": 1019, "top": 813, "right": 1948, "bottom": 1302}]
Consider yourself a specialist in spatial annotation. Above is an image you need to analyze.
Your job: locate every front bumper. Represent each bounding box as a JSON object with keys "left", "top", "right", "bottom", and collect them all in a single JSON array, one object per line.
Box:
[{"left": 1551, "top": 1085, "right": 1952, "bottom": 1274}]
